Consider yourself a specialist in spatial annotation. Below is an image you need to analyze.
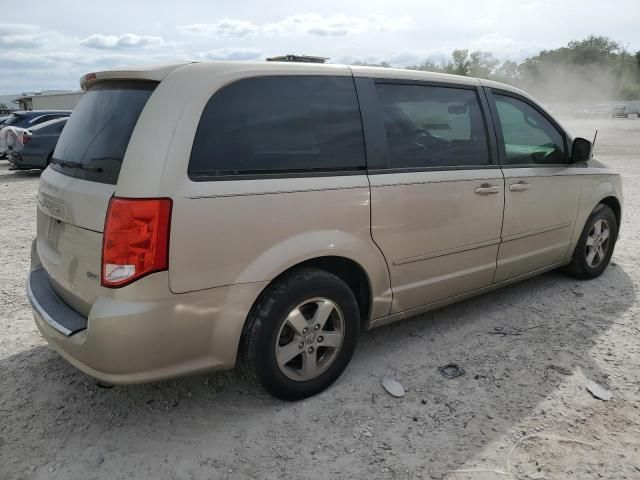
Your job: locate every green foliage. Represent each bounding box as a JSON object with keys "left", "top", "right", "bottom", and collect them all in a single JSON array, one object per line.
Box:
[
  {"left": 350, "top": 61, "right": 392, "bottom": 68},
  {"left": 620, "top": 83, "right": 640, "bottom": 100},
  {"left": 355, "top": 35, "right": 640, "bottom": 100}
]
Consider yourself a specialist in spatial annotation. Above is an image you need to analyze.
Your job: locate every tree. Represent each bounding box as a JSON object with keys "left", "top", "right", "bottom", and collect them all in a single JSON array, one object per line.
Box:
[
  {"left": 566, "top": 36, "right": 621, "bottom": 64},
  {"left": 406, "top": 60, "right": 444, "bottom": 73},
  {"left": 492, "top": 60, "right": 520, "bottom": 85},
  {"left": 468, "top": 51, "right": 499, "bottom": 78},
  {"left": 351, "top": 61, "right": 391, "bottom": 68},
  {"left": 443, "top": 50, "right": 498, "bottom": 78},
  {"left": 350, "top": 35, "right": 640, "bottom": 100},
  {"left": 448, "top": 49, "right": 470, "bottom": 76}
]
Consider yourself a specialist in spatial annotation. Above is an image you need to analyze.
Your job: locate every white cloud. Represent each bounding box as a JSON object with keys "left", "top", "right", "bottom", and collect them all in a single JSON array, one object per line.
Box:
[
  {"left": 0, "top": 23, "right": 62, "bottom": 49},
  {"left": 182, "top": 20, "right": 259, "bottom": 38},
  {"left": 80, "top": 33, "right": 165, "bottom": 50},
  {"left": 180, "top": 14, "right": 412, "bottom": 38},
  {"left": 0, "top": 51, "right": 57, "bottom": 69},
  {"left": 196, "top": 48, "right": 263, "bottom": 61},
  {"left": 1, "top": 1, "right": 639, "bottom": 96}
]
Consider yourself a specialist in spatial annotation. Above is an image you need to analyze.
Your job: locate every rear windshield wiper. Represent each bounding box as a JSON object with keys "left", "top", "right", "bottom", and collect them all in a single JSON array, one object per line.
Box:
[{"left": 50, "top": 158, "right": 103, "bottom": 172}]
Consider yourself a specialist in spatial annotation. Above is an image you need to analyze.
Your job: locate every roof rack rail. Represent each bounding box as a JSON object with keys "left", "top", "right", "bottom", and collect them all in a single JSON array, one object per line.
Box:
[{"left": 266, "top": 55, "right": 328, "bottom": 64}]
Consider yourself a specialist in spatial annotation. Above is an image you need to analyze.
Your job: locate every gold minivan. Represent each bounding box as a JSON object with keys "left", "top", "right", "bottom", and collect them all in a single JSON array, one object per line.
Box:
[{"left": 28, "top": 61, "right": 622, "bottom": 399}]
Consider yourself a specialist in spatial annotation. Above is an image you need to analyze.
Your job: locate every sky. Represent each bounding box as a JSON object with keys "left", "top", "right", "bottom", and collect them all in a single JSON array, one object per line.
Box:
[{"left": 1, "top": 0, "right": 639, "bottom": 95}]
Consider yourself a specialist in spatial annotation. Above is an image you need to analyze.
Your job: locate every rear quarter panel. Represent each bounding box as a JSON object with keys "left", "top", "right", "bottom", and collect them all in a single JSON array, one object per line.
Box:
[
  {"left": 168, "top": 177, "right": 392, "bottom": 320},
  {"left": 149, "top": 63, "right": 392, "bottom": 320}
]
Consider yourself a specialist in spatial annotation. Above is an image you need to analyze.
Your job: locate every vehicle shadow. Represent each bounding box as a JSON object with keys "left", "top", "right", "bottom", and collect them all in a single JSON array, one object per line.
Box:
[
  {"left": 0, "top": 264, "right": 635, "bottom": 479},
  {"left": 0, "top": 165, "right": 42, "bottom": 183}
]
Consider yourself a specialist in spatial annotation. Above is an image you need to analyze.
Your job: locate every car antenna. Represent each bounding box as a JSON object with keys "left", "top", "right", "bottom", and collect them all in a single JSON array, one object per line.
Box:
[{"left": 591, "top": 129, "right": 598, "bottom": 157}]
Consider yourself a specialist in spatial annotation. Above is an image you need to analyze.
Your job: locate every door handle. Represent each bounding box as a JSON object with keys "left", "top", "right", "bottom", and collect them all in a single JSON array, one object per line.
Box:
[
  {"left": 509, "top": 181, "right": 530, "bottom": 192},
  {"left": 475, "top": 184, "right": 500, "bottom": 195}
]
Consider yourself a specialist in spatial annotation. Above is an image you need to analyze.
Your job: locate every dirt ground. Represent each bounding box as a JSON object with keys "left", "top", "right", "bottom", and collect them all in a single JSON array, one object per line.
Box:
[{"left": 0, "top": 118, "right": 639, "bottom": 480}]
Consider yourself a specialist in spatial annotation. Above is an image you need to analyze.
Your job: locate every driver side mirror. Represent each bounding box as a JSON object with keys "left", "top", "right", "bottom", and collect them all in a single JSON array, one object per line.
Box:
[{"left": 570, "top": 137, "right": 592, "bottom": 163}]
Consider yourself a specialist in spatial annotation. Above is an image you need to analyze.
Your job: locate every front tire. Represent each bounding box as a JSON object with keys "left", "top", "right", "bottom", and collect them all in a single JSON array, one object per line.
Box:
[
  {"left": 242, "top": 268, "right": 360, "bottom": 400},
  {"left": 565, "top": 204, "right": 618, "bottom": 279}
]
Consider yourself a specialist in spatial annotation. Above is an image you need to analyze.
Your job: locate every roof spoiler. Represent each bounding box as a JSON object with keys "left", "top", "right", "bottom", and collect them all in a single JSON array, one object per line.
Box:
[{"left": 80, "top": 62, "right": 193, "bottom": 91}]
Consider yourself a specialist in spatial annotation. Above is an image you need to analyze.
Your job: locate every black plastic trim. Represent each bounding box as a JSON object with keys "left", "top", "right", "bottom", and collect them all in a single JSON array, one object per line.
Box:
[
  {"left": 27, "top": 268, "right": 87, "bottom": 336},
  {"left": 369, "top": 77, "right": 480, "bottom": 90},
  {"left": 367, "top": 165, "right": 501, "bottom": 175},
  {"left": 354, "top": 78, "right": 389, "bottom": 170},
  {"left": 189, "top": 168, "right": 367, "bottom": 182}
]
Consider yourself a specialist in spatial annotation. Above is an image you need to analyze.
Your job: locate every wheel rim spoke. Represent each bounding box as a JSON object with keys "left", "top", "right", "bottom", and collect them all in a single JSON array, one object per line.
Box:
[
  {"left": 586, "top": 236, "right": 596, "bottom": 247},
  {"left": 593, "top": 220, "right": 602, "bottom": 236},
  {"left": 302, "top": 349, "right": 318, "bottom": 377},
  {"left": 320, "top": 332, "right": 342, "bottom": 348},
  {"left": 313, "top": 300, "right": 335, "bottom": 329},
  {"left": 586, "top": 248, "right": 597, "bottom": 266},
  {"left": 286, "top": 308, "right": 308, "bottom": 336},
  {"left": 600, "top": 228, "right": 609, "bottom": 242},
  {"left": 277, "top": 341, "right": 302, "bottom": 366}
]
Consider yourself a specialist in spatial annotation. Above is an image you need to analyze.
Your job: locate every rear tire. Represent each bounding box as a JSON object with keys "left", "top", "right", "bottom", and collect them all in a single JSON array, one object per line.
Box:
[
  {"left": 242, "top": 268, "right": 360, "bottom": 400},
  {"left": 564, "top": 204, "right": 618, "bottom": 279}
]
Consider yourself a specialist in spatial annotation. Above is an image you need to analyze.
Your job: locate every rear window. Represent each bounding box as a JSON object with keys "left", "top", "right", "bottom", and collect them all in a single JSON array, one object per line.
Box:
[
  {"left": 188, "top": 76, "right": 366, "bottom": 179},
  {"left": 32, "top": 118, "right": 67, "bottom": 134},
  {"left": 51, "top": 81, "right": 156, "bottom": 184},
  {"left": 2, "top": 113, "right": 21, "bottom": 126}
]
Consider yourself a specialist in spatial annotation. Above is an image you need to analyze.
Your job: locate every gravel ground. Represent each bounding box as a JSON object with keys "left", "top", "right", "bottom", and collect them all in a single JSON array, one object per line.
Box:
[{"left": 1, "top": 118, "right": 639, "bottom": 480}]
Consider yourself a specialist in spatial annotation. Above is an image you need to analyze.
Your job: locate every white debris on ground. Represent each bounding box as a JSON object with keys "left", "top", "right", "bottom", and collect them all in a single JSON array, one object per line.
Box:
[
  {"left": 382, "top": 377, "right": 406, "bottom": 398},
  {"left": 1, "top": 118, "right": 639, "bottom": 480},
  {"left": 585, "top": 380, "right": 613, "bottom": 401}
]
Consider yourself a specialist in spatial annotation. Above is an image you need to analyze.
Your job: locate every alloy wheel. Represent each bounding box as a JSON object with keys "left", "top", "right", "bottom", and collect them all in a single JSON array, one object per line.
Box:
[
  {"left": 275, "top": 298, "right": 345, "bottom": 381},
  {"left": 585, "top": 219, "right": 610, "bottom": 268}
]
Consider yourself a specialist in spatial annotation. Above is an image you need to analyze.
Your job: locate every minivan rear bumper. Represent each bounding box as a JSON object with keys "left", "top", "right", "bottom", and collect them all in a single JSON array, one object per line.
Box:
[{"left": 29, "top": 244, "right": 267, "bottom": 385}]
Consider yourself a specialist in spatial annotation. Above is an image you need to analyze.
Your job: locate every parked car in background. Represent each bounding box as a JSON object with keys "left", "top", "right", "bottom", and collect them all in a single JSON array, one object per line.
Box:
[
  {"left": 0, "top": 110, "right": 71, "bottom": 159},
  {"left": 611, "top": 104, "right": 629, "bottom": 118},
  {"left": 590, "top": 104, "right": 611, "bottom": 117},
  {"left": 28, "top": 62, "right": 622, "bottom": 400},
  {"left": 0, "top": 115, "right": 9, "bottom": 125},
  {"left": 572, "top": 108, "right": 590, "bottom": 118},
  {"left": 7, "top": 117, "right": 68, "bottom": 170}
]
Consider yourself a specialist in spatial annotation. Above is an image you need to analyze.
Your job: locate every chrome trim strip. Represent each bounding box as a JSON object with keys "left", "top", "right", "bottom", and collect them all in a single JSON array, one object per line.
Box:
[
  {"left": 501, "top": 222, "right": 572, "bottom": 243},
  {"left": 393, "top": 238, "right": 501, "bottom": 266},
  {"left": 186, "top": 184, "right": 368, "bottom": 199},
  {"left": 26, "top": 271, "right": 73, "bottom": 336}
]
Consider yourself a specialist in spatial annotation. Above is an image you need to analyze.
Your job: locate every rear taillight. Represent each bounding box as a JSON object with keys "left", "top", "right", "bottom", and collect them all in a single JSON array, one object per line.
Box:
[
  {"left": 101, "top": 197, "right": 172, "bottom": 288},
  {"left": 21, "top": 131, "right": 31, "bottom": 145}
]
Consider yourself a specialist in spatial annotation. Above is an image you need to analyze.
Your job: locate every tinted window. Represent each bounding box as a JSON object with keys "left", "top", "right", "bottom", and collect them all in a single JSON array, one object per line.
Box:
[
  {"left": 376, "top": 84, "right": 490, "bottom": 169},
  {"left": 2, "top": 114, "right": 22, "bottom": 127},
  {"left": 32, "top": 118, "right": 67, "bottom": 134},
  {"left": 30, "top": 115, "right": 52, "bottom": 125},
  {"left": 189, "top": 76, "right": 365, "bottom": 178},
  {"left": 494, "top": 94, "right": 565, "bottom": 165},
  {"left": 51, "top": 81, "right": 155, "bottom": 184},
  {"left": 55, "top": 119, "right": 67, "bottom": 133}
]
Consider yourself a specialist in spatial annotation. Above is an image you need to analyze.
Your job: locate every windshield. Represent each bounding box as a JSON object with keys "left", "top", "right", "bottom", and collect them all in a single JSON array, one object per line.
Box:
[{"left": 51, "top": 80, "right": 156, "bottom": 184}]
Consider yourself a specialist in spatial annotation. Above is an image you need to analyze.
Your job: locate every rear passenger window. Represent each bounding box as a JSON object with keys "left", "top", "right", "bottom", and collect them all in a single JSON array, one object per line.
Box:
[
  {"left": 494, "top": 94, "right": 566, "bottom": 165},
  {"left": 375, "top": 83, "right": 490, "bottom": 169},
  {"left": 189, "top": 76, "right": 366, "bottom": 179}
]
